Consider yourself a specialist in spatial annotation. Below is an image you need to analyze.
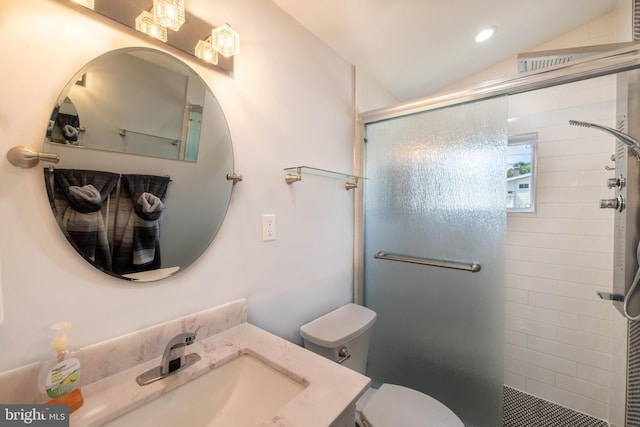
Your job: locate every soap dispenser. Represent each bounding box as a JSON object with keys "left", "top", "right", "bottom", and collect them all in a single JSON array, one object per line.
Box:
[{"left": 37, "top": 322, "right": 84, "bottom": 413}]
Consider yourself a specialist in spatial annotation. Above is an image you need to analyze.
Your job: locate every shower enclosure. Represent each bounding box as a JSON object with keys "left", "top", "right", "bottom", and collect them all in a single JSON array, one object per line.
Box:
[
  {"left": 363, "top": 97, "right": 507, "bottom": 426},
  {"left": 357, "top": 44, "right": 640, "bottom": 426}
]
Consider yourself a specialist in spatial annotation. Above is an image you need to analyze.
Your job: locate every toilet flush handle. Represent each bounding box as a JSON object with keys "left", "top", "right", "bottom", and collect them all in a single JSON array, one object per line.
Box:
[{"left": 337, "top": 347, "right": 351, "bottom": 364}]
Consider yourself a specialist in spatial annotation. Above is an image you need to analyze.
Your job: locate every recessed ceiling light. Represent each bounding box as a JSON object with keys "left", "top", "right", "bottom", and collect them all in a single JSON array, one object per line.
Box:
[{"left": 475, "top": 26, "right": 496, "bottom": 43}]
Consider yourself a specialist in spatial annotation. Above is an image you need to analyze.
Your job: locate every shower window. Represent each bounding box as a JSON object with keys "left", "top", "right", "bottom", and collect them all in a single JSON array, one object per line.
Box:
[{"left": 507, "top": 132, "right": 537, "bottom": 212}]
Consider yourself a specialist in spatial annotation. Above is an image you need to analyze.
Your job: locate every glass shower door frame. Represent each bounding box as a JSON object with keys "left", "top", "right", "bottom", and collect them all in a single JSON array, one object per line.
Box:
[
  {"left": 354, "top": 41, "right": 640, "bottom": 427},
  {"left": 354, "top": 42, "right": 640, "bottom": 303}
]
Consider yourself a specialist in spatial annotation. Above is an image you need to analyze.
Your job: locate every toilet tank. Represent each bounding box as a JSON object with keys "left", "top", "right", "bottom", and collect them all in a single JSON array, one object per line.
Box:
[{"left": 300, "top": 303, "right": 376, "bottom": 374}]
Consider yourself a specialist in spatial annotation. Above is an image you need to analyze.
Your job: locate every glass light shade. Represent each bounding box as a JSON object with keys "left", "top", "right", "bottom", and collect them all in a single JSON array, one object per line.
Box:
[
  {"left": 211, "top": 24, "right": 240, "bottom": 58},
  {"left": 195, "top": 37, "right": 219, "bottom": 65},
  {"left": 135, "top": 11, "right": 168, "bottom": 42},
  {"left": 153, "top": 0, "right": 185, "bottom": 31},
  {"left": 71, "top": 0, "right": 94, "bottom": 9}
]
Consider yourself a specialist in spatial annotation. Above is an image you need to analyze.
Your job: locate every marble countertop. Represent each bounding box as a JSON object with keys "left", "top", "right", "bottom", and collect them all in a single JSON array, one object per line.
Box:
[{"left": 71, "top": 322, "right": 371, "bottom": 426}]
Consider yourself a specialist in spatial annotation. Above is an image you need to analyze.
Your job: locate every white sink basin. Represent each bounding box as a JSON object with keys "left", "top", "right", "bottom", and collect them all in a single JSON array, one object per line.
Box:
[{"left": 103, "top": 353, "right": 305, "bottom": 427}]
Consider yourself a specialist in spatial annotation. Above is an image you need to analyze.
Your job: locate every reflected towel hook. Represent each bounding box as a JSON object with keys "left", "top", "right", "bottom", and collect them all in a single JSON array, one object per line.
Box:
[{"left": 7, "top": 146, "right": 60, "bottom": 169}]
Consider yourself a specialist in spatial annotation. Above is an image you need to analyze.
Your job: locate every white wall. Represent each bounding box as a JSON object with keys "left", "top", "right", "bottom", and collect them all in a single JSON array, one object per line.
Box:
[
  {"left": 355, "top": 68, "right": 399, "bottom": 113},
  {"left": 0, "top": 0, "right": 355, "bottom": 372}
]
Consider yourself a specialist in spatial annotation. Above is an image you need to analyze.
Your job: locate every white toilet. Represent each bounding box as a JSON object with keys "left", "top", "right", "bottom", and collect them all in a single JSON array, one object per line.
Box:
[{"left": 300, "top": 303, "right": 464, "bottom": 427}]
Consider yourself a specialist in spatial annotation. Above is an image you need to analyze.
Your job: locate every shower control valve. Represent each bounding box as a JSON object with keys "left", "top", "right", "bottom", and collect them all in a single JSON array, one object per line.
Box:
[
  {"left": 607, "top": 175, "right": 626, "bottom": 190},
  {"left": 600, "top": 195, "right": 625, "bottom": 212}
]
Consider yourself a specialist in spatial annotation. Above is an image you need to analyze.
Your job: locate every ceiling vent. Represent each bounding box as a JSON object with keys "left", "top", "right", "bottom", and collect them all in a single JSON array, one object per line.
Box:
[{"left": 517, "top": 42, "right": 639, "bottom": 73}]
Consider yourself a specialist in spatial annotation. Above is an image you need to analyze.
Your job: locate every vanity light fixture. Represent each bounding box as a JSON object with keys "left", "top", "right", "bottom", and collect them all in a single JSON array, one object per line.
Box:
[
  {"left": 195, "top": 36, "right": 219, "bottom": 65},
  {"left": 211, "top": 23, "right": 240, "bottom": 58},
  {"left": 136, "top": 10, "right": 168, "bottom": 42},
  {"left": 71, "top": 0, "right": 94, "bottom": 9},
  {"left": 59, "top": 0, "right": 236, "bottom": 73},
  {"left": 153, "top": 0, "right": 185, "bottom": 32},
  {"left": 475, "top": 26, "right": 496, "bottom": 43}
]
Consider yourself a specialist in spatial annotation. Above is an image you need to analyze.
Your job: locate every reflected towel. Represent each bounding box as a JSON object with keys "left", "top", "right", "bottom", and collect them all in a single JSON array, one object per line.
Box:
[
  {"left": 59, "top": 185, "right": 110, "bottom": 266},
  {"left": 69, "top": 184, "right": 101, "bottom": 207},
  {"left": 63, "top": 124, "right": 79, "bottom": 142},
  {"left": 112, "top": 175, "right": 170, "bottom": 274},
  {"left": 122, "top": 174, "right": 169, "bottom": 220},
  {"left": 132, "top": 193, "right": 164, "bottom": 266},
  {"left": 54, "top": 169, "right": 119, "bottom": 213},
  {"left": 51, "top": 170, "right": 120, "bottom": 271}
]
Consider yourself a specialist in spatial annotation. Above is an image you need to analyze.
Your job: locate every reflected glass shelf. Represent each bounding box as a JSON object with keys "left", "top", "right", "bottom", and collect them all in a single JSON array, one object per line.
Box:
[
  {"left": 284, "top": 166, "right": 367, "bottom": 190},
  {"left": 118, "top": 128, "right": 181, "bottom": 145}
]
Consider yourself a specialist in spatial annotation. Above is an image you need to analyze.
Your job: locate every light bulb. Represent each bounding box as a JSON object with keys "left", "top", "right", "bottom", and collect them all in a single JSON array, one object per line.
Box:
[
  {"left": 475, "top": 27, "right": 496, "bottom": 43},
  {"left": 136, "top": 11, "right": 168, "bottom": 42},
  {"left": 153, "top": 0, "right": 185, "bottom": 31},
  {"left": 195, "top": 37, "right": 219, "bottom": 65},
  {"left": 211, "top": 23, "right": 240, "bottom": 58}
]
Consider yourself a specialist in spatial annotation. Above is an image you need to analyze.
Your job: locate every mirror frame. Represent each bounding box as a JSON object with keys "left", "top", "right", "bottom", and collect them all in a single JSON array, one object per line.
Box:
[{"left": 43, "top": 47, "right": 235, "bottom": 282}]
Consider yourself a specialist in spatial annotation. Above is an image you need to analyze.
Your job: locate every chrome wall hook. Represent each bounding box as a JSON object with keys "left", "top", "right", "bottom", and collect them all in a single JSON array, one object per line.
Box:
[{"left": 7, "top": 146, "right": 60, "bottom": 169}]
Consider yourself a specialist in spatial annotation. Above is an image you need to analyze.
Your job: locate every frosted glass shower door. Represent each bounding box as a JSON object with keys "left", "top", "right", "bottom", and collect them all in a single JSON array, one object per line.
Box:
[{"left": 363, "top": 97, "right": 507, "bottom": 426}]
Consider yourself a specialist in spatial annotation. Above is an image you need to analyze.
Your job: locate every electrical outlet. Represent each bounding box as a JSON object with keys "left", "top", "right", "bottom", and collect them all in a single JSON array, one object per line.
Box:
[{"left": 262, "top": 214, "right": 276, "bottom": 241}]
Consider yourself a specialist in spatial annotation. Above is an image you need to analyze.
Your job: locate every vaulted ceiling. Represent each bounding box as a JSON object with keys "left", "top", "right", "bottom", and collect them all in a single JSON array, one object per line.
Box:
[{"left": 271, "top": 0, "right": 619, "bottom": 102}]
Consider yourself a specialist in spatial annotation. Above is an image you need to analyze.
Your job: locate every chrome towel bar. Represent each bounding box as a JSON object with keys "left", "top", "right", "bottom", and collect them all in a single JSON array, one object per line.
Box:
[{"left": 374, "top": 251, "right": 481, "bottom": 273}]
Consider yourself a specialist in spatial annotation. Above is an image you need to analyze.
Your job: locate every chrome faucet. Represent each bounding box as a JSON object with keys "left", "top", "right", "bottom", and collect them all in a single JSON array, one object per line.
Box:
[
  {"left": 136, "top": 332, "right": 201, "bottom": 386},
  {"left": 161, "top": 333, "right": 196, "bottom": 375}
]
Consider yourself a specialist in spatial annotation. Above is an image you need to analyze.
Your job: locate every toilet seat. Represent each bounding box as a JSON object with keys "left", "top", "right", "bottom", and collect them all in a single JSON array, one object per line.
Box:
[{"left": 360, "top": 384, "right": 464, "bottom": 427}]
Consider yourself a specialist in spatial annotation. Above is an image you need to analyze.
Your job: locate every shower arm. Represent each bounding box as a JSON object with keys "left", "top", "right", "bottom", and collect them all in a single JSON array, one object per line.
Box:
[{"left": 569, "top": 120, "right": 640, "bottom": 159}]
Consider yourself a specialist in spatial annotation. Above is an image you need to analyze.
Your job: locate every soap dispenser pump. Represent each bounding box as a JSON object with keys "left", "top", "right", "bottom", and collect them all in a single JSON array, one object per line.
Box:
[{"left": 37, "top": 322, "right": 84, "bottom": 413}]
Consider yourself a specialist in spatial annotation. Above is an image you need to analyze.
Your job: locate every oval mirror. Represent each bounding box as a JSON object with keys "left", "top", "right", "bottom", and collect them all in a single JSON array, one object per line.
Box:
[{"left": 42, "top": 47, "right": 234, "bottom": 282}]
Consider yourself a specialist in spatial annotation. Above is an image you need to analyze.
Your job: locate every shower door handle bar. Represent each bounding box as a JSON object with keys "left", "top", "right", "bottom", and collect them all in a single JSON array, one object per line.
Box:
[{"left": 374, "top": 251, "right": 481, "bottom": 273}]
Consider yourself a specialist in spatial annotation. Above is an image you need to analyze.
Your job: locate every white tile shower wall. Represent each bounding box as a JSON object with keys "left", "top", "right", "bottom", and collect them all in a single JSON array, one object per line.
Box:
[
  {"left": 505, "top": 74, "right": 619, "bottom": 421},
  {"left": 428, "top": 9, "right": 628, "bottom": 426}
]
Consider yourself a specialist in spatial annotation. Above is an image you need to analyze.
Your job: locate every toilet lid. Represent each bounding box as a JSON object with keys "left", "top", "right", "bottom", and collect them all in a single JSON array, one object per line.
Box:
[
  {"left": 300, "top": 303, "right": 376, "bottom": 347},
  {"left": 361, "top": 384, "right": 464, "bottom": 427}
]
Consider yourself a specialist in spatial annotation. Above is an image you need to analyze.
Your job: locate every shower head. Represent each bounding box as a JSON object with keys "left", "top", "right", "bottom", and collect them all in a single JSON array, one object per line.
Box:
[{"left": 569, "top": 120, "right": 640, "bottom": 157}]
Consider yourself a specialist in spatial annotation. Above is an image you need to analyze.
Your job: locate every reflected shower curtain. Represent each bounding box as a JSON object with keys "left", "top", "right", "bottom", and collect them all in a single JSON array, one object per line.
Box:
[{"left": 363, "top": 97, "right": 507, "bottom": 426}]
